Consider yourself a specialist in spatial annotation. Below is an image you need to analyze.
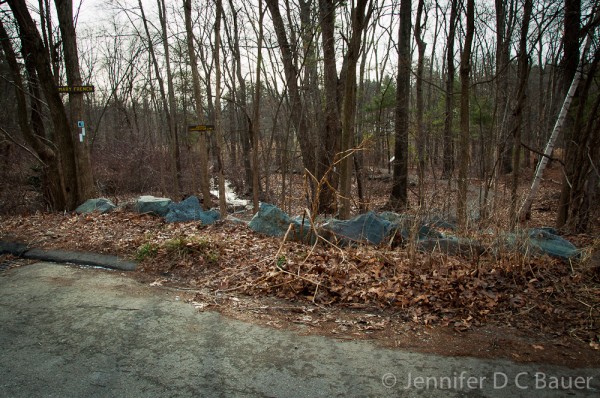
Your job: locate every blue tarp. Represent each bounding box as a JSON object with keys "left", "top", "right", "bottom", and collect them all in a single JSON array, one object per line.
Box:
[
  {"left": 248, "top": 203, "right": 311, "bottom": 241},
  {"left": 75, "top": 198, "right": 116, "bottom": 214},
  {"left": 525, "top": 228, "right": 579, "bottom": 260},
  {"left": 245, "top": 204, "right": 579, "bottom": 260},
  {"left": 164, "top": 196, "right": 220, "bottom": 225},
  {"left": 135, "top": 196, "right": 172, "bottom": 217},
  {"left": 321, "top": 211, "right": 397, "bottom": 245},
  {"left": 504, "top": 227, "right": 579, "bottom": 260}
]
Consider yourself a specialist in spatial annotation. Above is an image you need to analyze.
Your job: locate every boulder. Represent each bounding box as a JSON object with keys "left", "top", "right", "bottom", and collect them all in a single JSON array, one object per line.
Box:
[
  {"left": 135, "top": 195, "right": 172, "bottom": 217},
  {"left": 164, "top": 196, "right": 220, "bottom": 225},
  {"left": 248, "top": 203, "right": 311, "bottom": 241},
  {"left": 75, "top": 198, "right": 116, "bottom": 214}
]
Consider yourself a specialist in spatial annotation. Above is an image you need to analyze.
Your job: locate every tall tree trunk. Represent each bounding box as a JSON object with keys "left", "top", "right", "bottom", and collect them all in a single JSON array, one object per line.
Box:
[
  {"left": 338, "top": 0, "right": 371, "bottom": 219},
  {"left": 442, "top": 0, "right": 458, "bottom": 179},
  {"left": 556, "top": 0, "right": 583, "bottom": 227},
  {"left": 414, "top": 0, "right": 427, "bottom": 205},
  {"left": 497, "top": 0, "right": 515, "bottom": 175},
  {"left": 8, "top": 0, "right": 80, "bottom": 210},
  {"left": 0, "top": 19, "right": 64, "bottom": 208},
  {"left": 214, "top": 0, "right": 227, "bottom": 216},
  {"left": 226, "top": 0, "right": 253, "bottom": 195},
  {"left": 388, "top": 0, "right": 411, "bottom": 210},
  {"left": 139, "top": 0, "right": 175, "bottom": 196},
  {"left": 509, "top": 0, "right": 532, "bottom": 226},
  {"left": 157, "top": 0, "right": 182, "bottom": 195},
  {"left": 519, "top": 25, "right": 595, "bottom": 221},
  {"left": 251, "top": 0, "right": 265, "bottom": 213},
  {"left": 299, "top": 0, "right": 322, "bottom": 185},
  {"left": 457, "top": 0, "right": 475, "bottom": 228},
  {"left": 184, "top": 0, "right": 212, "bottom": 209},
  {"left": 55, "top": 0, "right": 95, "bottom": 202},
  {"left": 38, "top": 0, "right": 60, "bottom": 85},
  {"left": 355, "top": 17, "right": 372, "bottom": 213},
  {"left": 317, "top": 0, "right": 341, "bottom": 214},
  {"left": 558, "top": 44, "right": 600, "bottom": 231}
]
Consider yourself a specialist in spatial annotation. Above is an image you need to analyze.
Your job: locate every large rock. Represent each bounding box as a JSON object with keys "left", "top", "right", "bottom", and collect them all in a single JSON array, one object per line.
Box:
[
  {"left": 75, "top": 198, "right": 116, "bottom": 214},
  {"left": 164, "top": 196, "right": 220, "bottom": 225},
  {"left": 248, "top": 203, "right": 311, "bottom": 241},
  {"left": 135, "top": 196, "right": 172, "bottom": 217}
]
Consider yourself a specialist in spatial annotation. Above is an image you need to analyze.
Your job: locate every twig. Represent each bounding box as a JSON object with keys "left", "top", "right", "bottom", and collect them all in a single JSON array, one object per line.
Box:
[
  {"left": 0, "top": 127, "right": 46, "bottom": 166},
  {"left": 273, "top": 222, "right": 294, "bottom": 264}
]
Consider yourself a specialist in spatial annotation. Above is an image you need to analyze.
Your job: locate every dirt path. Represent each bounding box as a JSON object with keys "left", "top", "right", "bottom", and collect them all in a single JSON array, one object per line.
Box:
[{"left": 1, "top": 262, "right": 598, "bottom": 397}]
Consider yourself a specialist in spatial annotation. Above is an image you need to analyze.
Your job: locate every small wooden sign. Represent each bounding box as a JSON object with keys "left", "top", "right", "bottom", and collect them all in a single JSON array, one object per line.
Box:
[
  {"left": 57, "top": 85, "right": 95, "bottom": 93},
  {"left": 188, "top": 124, "right": 215, "bottom": 132}
]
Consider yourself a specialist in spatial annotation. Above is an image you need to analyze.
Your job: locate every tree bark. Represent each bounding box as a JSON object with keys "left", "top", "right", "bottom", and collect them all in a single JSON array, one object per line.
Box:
[
  {"left": 226, "top": 0, "right": 253, "bottom": 195},
  {"left": 8, "top": 0, "right": 80, "bottom": 210},
  {"left": 338, "top": 0, "right": 371, "bottom": 219},
  {"left": 388, "top": 0, "right": 411, "bottom": 210},
  {"left": 457, "top": 0, "right": 475, "bottom": 228},
  {"left": 497, "top": 0, "right": 515, "bottom": 175},
  {"left": 184, "top": 0, "right": 212, "bottom": 209},
  {"left": 556, "top": 0, "right": 583, "bottom": 227},
  {"left": 442, "top": 0, "right": 458, "bottom": 179},
  {"left": 214, "top": 0, "right": 227, "bottom": 217},
  {"left": 519, "top": 24, "right": 595, "bottom": 221},
  {"left": 414, "top": 0, "right": 427, "bottom": 205},
  {"left": 0, "top": 18, "right": 65, "bottom": 209},
  {"left": 157, "top": 0, "right": 182, "bottom": 195},
  {"left": 509, "top": 0, "right": 532, "bottom": 226},
  {"left": 55, "top": 0, "right": 96, "bottom": 202},
  {"left": 317, "top": 0, "right": 341, "bottom": 215},
  {"left": 251, "top": 0, "right": 265, "bottom": 213}
]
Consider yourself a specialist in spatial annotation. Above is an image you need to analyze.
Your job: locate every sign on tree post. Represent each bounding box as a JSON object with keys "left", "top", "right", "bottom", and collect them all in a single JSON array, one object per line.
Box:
[{"left": 57, "top": 85, "right": 94, "bottom": 143}]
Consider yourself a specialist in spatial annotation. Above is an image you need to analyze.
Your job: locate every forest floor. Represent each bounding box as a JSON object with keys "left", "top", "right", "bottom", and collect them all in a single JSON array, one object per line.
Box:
[{"left": 1, "top": 167, "right": 599, "bottom": 368}]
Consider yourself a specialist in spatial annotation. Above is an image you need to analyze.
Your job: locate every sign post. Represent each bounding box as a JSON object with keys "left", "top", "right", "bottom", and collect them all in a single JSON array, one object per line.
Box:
[{"left": 57, "top": 85, "right": 94, "bottom": 143}]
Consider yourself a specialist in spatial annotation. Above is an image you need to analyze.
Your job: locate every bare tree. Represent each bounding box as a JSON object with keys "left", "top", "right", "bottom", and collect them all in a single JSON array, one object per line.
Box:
[
  {"left": 157, "top": 0, "right": 182, "bottom": 194},
  {"left": 338, "top": 0, "right": 372, "bottom": 219},
  {"left": 519, "top": 15, "right": 597, "bottom": 222},
  {"left": 214, "top": 0, "right": 227, "bottom": 216},
  {"left": 184, "top": 0, "right": 212, "bottom": 208},
  {"left": 265, "top": 0, "right": 316, "bottom": 198},
  {"left": 251, "top": 0, "right": 265, "bottom": 213},
  {"left": 55, "top": 0, "right": 95, "bottom": 201},
  {"left": 442, "top": 0, "right": 458, "bottom": 179},
  {"left": 6, "top": 0, "right": 91, "bottom": 210},
  {"left": 389, "top": 0, "right": 411, "bottom": 210},
  {"left": 457, "top": 0, "right": 475, "bottom": 228},
  {"left": 508, "top": 0, "right": 532, "bottom": 225},
  {"left": 414, "top": 0, "right": 427, "bottom": 204},
  {"left": 138, "top": 0, "right": 180, "bottom": 196}
]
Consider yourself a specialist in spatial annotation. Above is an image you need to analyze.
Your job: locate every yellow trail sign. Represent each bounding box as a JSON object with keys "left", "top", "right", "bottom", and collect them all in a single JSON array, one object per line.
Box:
[
  {"left": 188, "top": 124, "right": 215, "bottom": 132},
  {"left": 57, "top": 85, "right": 95, "bottom": 93}
]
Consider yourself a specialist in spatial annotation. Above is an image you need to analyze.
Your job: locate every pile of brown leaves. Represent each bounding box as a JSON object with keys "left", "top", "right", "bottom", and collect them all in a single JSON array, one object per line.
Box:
[{"left": 1, "top": 209, "right": 599, "bottom": 348}]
